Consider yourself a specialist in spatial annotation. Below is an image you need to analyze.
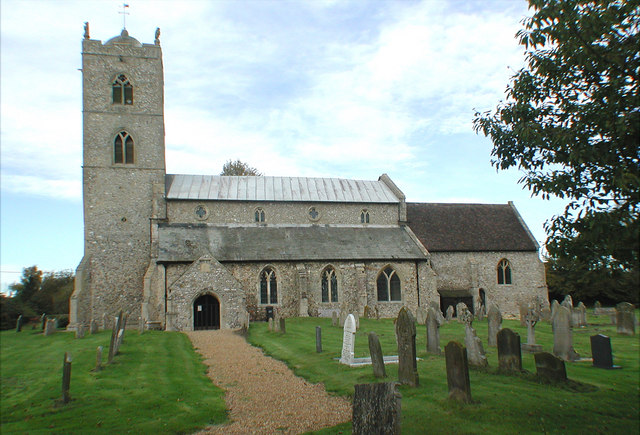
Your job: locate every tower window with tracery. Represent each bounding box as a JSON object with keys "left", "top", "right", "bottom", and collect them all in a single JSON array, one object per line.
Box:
[
  {"left": 112, "top": 74, "right": 133, "bottom": 105},
  {"left": 114, "top": 131, "right": 134, "bottom": 164}
]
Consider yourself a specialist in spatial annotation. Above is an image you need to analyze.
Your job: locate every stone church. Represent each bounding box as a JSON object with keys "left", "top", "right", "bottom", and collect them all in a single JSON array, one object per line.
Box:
[{"left": 69, "top": 27, "right": 548, "bottom": 331}]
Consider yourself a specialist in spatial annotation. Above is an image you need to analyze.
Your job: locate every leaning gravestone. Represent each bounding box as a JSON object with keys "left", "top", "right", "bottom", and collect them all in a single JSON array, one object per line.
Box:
[
  {"left": 44, "top": 318, "right": 57, "bottom": 336},
  {"left": 115, "top": 329, "right": 125, "bottom": 355},
  {"left": 445, "top": 305, "right": 454, "bottom": 322},
  {"left": 368, "top": 332, "right": 386, "bottom": 378},
  {"left": 487, "top": 303, "right": 502, "bottom": 347},
  {"left": 426, "top": 307, "right": 441, "bottom": 355},
  {"left": 590, "top": 334, "right": 621, "bottom": 369},
  {"left": 108, "top": 316, "right": 121, "bottom": 364},
  {"left": 464, "top": 324, "right": 488, "bottom": 367},
  {"left": 445, "top": 341, "right": 472, "bottom": 403},
  {"left": 352, "top": 382, "right": 401, "bottom": 435},
  {"left": 316, "top": 326, "right": 322, "bottom": 353},
  {"left": 534, "top": 352, "right": 567, "bottom": 382},
  {"left": 340, "top": 314, "right": 357, "bottom": 365},
  {"left": 553, "top": 306, "right": 580, "bottom": 361},
  {"left": 396, "top": 307, "right": 419, "bottom": 387},
  {"left": 616, "top": 302, "right": 636, "bottom": 336},
  {"left": 15, "top": 315, "right": 23, "bottom": 332},
  {"left": 497, "top": 328, "right": 522, "bottom": 373}
]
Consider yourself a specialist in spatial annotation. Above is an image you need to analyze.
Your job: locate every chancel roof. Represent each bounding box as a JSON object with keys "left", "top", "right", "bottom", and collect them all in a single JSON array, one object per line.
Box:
[
  {"left": 158, "top": 224, "right": 427, "bottom": 262},
  {"left": 406, "top": 202, "right": 539, "bottom": 252},
  {"left": 165, "top": 174, "right": 400, "bottom": 203}
]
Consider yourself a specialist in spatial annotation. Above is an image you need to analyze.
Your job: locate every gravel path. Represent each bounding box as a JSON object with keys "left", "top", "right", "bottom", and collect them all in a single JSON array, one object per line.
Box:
[{"left": 186, "top": 330, "right": 352, "bottom": 434}]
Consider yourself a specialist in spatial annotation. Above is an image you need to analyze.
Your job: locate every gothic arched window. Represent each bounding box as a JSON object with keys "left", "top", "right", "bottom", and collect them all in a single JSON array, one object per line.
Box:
[
  {"left": 360, "top": 209, "right": 370, "bottom": 224},
  {"left": 321, "top": 267, "right": 338, "bottom": 303},
  {"left": 260, "top": 267, "right": 278, "bottom": 304},
  {"left": 255, "top": 208, "right": 265, "bottom": 223},
  {"left": 114, "top": 131, "right": 134, "bottom": 164},
  {"left": 497, "top": 259, "right": 512, "bottom": 285},
  {"left": 377, "top": 266, "right": 401, "bottom": 302},
  {"left": 112, "top": 74, "right": 133, "bottom": 105}
]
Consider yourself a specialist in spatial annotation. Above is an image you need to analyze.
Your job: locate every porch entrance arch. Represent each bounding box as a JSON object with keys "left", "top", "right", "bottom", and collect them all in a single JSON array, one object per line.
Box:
[{"left": 194, "top": 294, "right": 220, "bottom": 330}]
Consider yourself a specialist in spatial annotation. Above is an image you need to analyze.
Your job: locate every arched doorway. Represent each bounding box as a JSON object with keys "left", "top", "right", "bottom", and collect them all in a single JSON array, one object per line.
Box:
[{"left": 194, "top": 294, "right": 220, "bottom": 330}]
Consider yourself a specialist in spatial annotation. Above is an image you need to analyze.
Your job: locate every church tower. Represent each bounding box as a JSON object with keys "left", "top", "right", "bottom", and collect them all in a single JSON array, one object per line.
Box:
[{"left": 70, "top": 26, "right": 166, "bottom": 328}]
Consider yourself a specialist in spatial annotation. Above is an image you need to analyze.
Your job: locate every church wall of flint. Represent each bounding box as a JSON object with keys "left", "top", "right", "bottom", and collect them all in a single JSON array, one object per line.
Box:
[
  {"left": 429, "top": 251, "right": 548, "bottom": 317},
  {"left": 166, "top": 200, "right": 399, "bottom": 226}
]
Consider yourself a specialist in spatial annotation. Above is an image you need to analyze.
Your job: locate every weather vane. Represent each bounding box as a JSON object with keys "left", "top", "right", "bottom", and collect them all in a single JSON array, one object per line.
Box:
[{"left": 119, "top": 3, "right": 130, "bottom": 29}]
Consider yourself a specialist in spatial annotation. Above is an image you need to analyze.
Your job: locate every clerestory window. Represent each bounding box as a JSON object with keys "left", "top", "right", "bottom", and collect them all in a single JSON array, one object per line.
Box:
[
  {"left": 360, "top": 209, "right": 370, "bottom": 224},
  {"left": 321, "top": 267, "right": 338, "bottom": 303},
  {"left": 497, "top": 259, "right": 512, "bottom": 285},
  {"left": 260, "top": 267, "right": 278, "bottom": 304},
  {"left": 377, "top": 266, "right": 401, "bottom": 302},
  {"left": 255, "top": 208, "right": 265, "bottom": 223},
  {"left": 112, "top": 74, "right": 133, "bottom": 105},
  {"left": 114, "top": 131, "right": 134, "bottom": 164}
]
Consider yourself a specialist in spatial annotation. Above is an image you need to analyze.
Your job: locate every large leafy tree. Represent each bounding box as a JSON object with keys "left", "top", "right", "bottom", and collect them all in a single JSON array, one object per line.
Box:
[
  {"left": 220, "top": 159, "right": 262, "bottom": 176},
  {"left": 474, "top": 0, "right": 639, "bottom": 299}
]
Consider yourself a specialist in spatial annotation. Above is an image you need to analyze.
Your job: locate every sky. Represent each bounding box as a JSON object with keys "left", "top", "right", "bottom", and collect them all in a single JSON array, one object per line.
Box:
[{"left": 0, "top": 0, "right": 569, "bottom": 292}]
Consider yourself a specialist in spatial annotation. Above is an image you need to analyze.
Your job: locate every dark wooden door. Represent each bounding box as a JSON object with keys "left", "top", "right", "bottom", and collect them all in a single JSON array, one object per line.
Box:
[{"left": 194, "top": 294, "right": 220, "bottom": 330}]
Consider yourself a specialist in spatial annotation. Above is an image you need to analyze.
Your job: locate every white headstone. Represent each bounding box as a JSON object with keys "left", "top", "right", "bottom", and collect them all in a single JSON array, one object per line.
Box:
[{"left": 340, "top": 314, "right": 357, "bottom": 365}]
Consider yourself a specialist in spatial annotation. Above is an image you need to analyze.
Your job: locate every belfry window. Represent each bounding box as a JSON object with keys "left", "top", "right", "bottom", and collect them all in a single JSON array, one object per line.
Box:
[
  {"left": 360, "top": 209, "right": 370, "bottom": 223},
  {"left": 112, "top": 74, "right": 133, "bottom": 105},
  {"left": 497, "top": 259, "right": 512, "bottom": 285},
  {"left": 114, "top": 131, "right": 134, "bottom": 164},
  {"left": 377, "top": 267, "right": 401, "bottom": 302},
  {"left": 260, "top": 267, "right": 278, "bottom": 304},
  {"left": 255, "top": 208, "right": 265, "bottom": 223},
  {"left": 321, "top": 267, "right": 338, "bottom": 303}
]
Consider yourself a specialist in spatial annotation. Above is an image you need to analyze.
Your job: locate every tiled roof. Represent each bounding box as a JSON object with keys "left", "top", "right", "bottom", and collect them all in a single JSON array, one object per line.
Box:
[
  {"left": 165, "top": 174, "right": 400, "bottom": 203},
  {"left": 158, "top": 224, "right": 427, "bottom": 262},
  {"left": 406, "top": 202, "right": 539, "bottom": 252}
]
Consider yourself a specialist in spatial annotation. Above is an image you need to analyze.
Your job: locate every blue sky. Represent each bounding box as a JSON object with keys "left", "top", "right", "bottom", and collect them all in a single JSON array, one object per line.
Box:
[{"left": 0, "top": 0, "right": 568, "bottom": 291}]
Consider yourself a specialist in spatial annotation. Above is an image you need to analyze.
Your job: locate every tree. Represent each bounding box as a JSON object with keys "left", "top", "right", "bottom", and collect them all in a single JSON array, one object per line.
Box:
[
  {"left": 473, "top": 0, "right": 639, "bottom": 299},
  {"left": 9, "top": 266, "right": 43, "bottom": 304},
  {"left": 220, "top": 159, "right": 262, "bottom": 176}
]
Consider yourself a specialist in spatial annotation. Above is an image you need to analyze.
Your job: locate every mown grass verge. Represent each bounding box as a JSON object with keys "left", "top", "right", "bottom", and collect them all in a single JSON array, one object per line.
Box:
[
  {"left": 248, "top": 313, "right": 639, "bottom": 435},
  {"left": 1, "top": 329, "right": 227, "bottom": 434}
]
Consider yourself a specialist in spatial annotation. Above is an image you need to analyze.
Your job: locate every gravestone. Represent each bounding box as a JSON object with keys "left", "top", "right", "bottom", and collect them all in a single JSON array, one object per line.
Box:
[
  {"left": 426, "top": 307, "right": 441, "bottom": 355},
  {"left": 102, "top": 313, "right": 108, "bottom": 330},
  {"left": 95, "top": 346, "right": 103, "bottom": 371},
  {"left": 444, "top": 341, "right": 472, "bottom": 403},
  {"left": 616, "top": 302, "right": 636, "bottom": 335},
  {"left": 76, "top": 324, "right": 85, "bottom": 339},
  {"left": 416, "top": 307, "right": 427, "bottom": 325},
  {"left": 354, "top": 313, "right": 360, "bottom": 330},
  {"left": 274, "top": 313, "right": 281, "bottom": 332},
  {"left": 429, "top": 301, "right": 445, "bottom": 325},
  {"left": 487, "top": 303, "right": 502, "bottom": 347},
  {"left": 396, "top": 307, "right": 419, "bottom": 386},
  {"left": 497, "top": 328, "right": 522, "bottom": 372},
  {"left": 375, "top": 305, "right": 380, "bottom": 320},
  {"left": 279, "top": 318, "right": 286, "bottom": 334},
  {"left": 138, "top": 317, "right": 145, "bottom": 335},
  {"left": 534, "top": 352, "right": 567, "bottom": 382},
  {"left": 475, "top": 304, "right": 486, "bottom": 320},
  {"left": 464, "top": 324, "right": 488, "bottom": 367},
  {"left": 331, "top": 311, "right": 338, "bottom": 327},
  {"left": 15, "top": 315, "right": 23, "bottom": 332},
  {"left": 445, "top": 305, "right": 454, "bottom": 321},
  {"left": 316, "top": 326, "right": 322, "bottom": 353},
  {"left": 561, "top": 295, "right": 573, "bottom": 310},
  {"left": 590, "top": 334, "right": 621, "bottom": 369},
  {"left": 577, "top": 302, "right": 587, "bottom": 327},
  {"left": 593, "top": 301, "right": 602, "bottom": 314},
  {"left": 339, "top": 311, "right": 347, "bottom": 330},
  {"left": 44, "top": 318, "right": 57, "bottom": 336},
  {"left": 363, "top": 305, "right": 370, "bottom": 319},
  {"left": 40, "top": 313, "right": 46, "bottom": 331},
  {"left": 456, "top": 302, "right": 468, "bottom": 323},
  {"left": 519, "top": 302, "right": 528, "bottom": 327},
  {"left": 115, "top": 329, "right": 125, "bottom": 355},
  {"left": 550, "top": 299, "right": 560, "bottom": 324},
  {"left": 90, "top": 319, "right": 99, "bottom": 334},
  {"left": 552, "top": 306, "right": 580, "bottom": 361},
  {"left": 352, "top": 382, "right": 401, "bottom": 435},
  {"left": 340, "top": 314, "right": 357, "bottom": 365},
  {"left": 522, "top": 308, "right": 543, "bottom": 353},
  {"left": 108, "top": 316, "right": 121, "bottom": 363},
  {"left": 368, "top": 332, "right": 386, "bottom": 378},
  {"left": 61, "top": 352, "right": 72, "bottom": 404},
  {"left": 268, "top": 317, "right": 273, "bottom": 332}
]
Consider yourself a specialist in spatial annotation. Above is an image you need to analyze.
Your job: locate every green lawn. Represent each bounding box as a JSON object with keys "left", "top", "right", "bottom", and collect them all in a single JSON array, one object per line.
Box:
[
  {"left": 1, "top": 328, "right": 227, "bottom": 434},
  {"left": 247, "top": 314, "right": 639, "bottom": 435}
]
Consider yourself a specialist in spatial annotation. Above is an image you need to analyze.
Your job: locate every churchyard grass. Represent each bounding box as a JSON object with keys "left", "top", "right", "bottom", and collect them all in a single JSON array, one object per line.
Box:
[
  {"left": 1, "top": 329, "right": 226, "bottom": 434},
  {"left": 248, "top": 313, "right": 639, "bottom": 435}
]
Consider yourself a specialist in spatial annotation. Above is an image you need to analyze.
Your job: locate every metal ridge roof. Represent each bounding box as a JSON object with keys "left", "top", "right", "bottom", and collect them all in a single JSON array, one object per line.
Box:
[{"left": 165, "top": 174, "right": 400, "bottom": 203}]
